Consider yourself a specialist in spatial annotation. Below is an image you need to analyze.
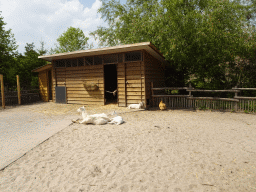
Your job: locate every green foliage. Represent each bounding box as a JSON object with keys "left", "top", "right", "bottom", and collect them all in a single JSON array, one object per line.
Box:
[
  {"left": 92, "top": 0, "right": 256, "bottom": 90},
  {"left": 37, "top": 41, "right": 48, "bottom": 56},
  {"left": 31, "top": 76, "right": 39, "bottom": 89},
  {"left": 199, "top": 105, "right": 209, "bottom": 111},
  {"left": 0, "top": 11, "right": 49, "bottom": 92},
  {"left": 164, "top": 89, "right": 179, "bottom": 95},
  {"left": 15, "top": 43, "right": 47, "bottom": 89},
  {"left": 0, "top": 11, "right": 19, "bottom": 87},
  {"left": 50, "top": 27, "right": 92, "bottom": 54},
  {"left": 4, "top": 43, "right": 48, "bottom": 91},
  {"left": 171, "top": 90, "right": 179, "bottom": 94},
  {"left": 165, "top": 89, "right": 171, "bottom": 95}
]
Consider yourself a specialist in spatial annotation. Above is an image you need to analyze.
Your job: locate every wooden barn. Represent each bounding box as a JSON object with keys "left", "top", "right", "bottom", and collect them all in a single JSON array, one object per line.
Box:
[
  {"left": 31, "top": 63, "right": 53, "bottom": 102},
  {"left": 32, "top": 42, "right": 168, "bottom": 108}
]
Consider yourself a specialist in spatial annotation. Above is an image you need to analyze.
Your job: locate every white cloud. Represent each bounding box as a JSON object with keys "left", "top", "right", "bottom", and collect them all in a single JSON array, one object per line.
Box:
[{"left": 0, "top": 0, "right": 107, "bottom": 55}]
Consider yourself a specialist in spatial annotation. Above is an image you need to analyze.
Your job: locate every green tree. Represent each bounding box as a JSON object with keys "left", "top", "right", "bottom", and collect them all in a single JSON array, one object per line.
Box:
[
  {"left": 50, "top": 27, "right": 92, "bottom": 54},
  {"left": 37, "top": 40, "right": 48, "bottom": 56},
  {"left": 14, "top": 43, "right": 47, "bottom": 90},
  {"left": 0, "top": 11, "right": 18, "bottom": 89},
  {"left": 91, "top": 0, "right": 256, "bottom": 90}
]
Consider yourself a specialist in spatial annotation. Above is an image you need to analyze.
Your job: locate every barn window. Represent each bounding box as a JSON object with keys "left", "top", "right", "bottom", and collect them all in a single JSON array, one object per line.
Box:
[
  {"left": 103, "top": 54, "right": 118, "bottom": 64},
  {"left": 55, "top": 60, "right": 66, "bottom": 68},
  {"left": 78, "top": 58, "right": 84, "bottom": 66},
  {"left": 85, "top": 57, "right": 93, "bottom": 65},
  {"left": 94, "top": 56, "right": 102, "bottom": 65},
  {"left": 118, "top": 54, "right": 123, "bottom": 63},
  {"left": 71, "top": 59, "right": 77, "bottom": 67},
  {"left": 125, "top": 51, "right": 142, "bottom": 62},
  {"left": 66, "top": 59, "right": 71, "bottom": 67},
  {"left": 54, "top": 61, "right": 59, "bottom": 68}
]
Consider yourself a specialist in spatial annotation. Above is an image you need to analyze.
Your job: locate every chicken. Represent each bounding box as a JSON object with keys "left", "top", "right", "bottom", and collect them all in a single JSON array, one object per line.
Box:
[{"left": 159, "top": 100, "right": 166, "bottom": 110}]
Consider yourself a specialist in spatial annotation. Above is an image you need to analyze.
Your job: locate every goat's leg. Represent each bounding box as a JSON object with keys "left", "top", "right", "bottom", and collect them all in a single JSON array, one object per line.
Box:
[{"left": 80, "top": 119, "right": 87, "bottom": 124}]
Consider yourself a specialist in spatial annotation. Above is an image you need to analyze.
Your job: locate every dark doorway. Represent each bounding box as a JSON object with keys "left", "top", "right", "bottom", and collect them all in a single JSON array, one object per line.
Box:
[
  {"left": 104, "top": 64, "right": 117, "bottom": 104},
  {"left": 48, "top": 70, "right": 52, "bottom": 101}
]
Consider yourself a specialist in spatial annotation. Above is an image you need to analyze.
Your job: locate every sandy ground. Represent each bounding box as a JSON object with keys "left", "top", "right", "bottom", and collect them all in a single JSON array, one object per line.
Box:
[
  {"left": 0, "top": 101, "right": 137, "bottom": 117},
  {"left": 0, "top": 102, "right": 256, "bottom": 192}
]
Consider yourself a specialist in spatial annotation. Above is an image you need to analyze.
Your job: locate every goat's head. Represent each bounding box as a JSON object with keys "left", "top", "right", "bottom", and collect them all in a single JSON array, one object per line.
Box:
[{"left": 77, "top": 106, "right": 86, "bottom": 113}]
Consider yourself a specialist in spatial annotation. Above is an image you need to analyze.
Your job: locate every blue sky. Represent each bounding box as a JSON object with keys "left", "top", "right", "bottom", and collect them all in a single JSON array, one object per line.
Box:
[{"left": 0, "top": 0, "right": 127, "bottom": 55}]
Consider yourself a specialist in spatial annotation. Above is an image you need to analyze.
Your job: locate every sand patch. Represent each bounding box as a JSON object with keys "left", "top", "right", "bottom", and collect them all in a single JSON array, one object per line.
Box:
[
  {"left": 0, "top": 101, "right": 143, "bottom": 117},
  {"left": 0, "top": 110, "right": 255, "bottom": 191}
]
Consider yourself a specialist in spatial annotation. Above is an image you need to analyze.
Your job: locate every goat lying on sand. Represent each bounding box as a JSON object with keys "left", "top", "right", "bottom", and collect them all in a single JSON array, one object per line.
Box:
[
  {"left": 80, "top": 116, "right": 109, "bottom": 125},
  {"left": 127, "top": 102, "right": 144, "bottom": 109},
  {"left": 77, "top": 106, "right": 110, "bottom": 125},
  {"left": 108, "top": 111, "right": 124, "bottom": 125}
]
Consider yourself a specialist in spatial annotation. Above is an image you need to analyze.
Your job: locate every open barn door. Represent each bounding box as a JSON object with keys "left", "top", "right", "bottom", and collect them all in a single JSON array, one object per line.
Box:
[{"left": 104, "top": 64, "right": 117, "bottom": 104}]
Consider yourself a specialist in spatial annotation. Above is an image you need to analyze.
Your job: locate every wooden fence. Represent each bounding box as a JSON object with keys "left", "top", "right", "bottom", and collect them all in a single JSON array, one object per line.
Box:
[
  {"left": 0, "top": 74, "right": 41, "bottom": 109},
  {"left": 151, "top": 83, "right": 256, "bottom": 113}
]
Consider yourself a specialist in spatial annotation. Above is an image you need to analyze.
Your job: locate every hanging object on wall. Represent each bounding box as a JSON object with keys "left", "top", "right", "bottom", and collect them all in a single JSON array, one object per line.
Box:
[{"left": 83, "top": 81, "right": 99, "bottom": 91}]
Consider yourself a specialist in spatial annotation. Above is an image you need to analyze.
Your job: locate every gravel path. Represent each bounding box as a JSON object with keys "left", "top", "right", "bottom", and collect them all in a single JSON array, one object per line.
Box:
[{"left": 0, "top": 102, "right": 80, "bottom": 170}]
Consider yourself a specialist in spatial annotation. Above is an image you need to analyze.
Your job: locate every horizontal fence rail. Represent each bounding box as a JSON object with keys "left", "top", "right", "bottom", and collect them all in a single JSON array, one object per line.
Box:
[
  {"left": 0, "top": 90, "right": 41, "bottom": 106},
  {"left": 151, "top": 83, "right": 256, "bottom": 113},
  {"left": 0, "top": 74, "right": 41, "bottom": 108}
]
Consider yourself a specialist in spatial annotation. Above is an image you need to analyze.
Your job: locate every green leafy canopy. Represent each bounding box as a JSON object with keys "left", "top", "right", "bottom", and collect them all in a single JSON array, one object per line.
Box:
[
  {"left": 50, "top": 27, "right": 92, "bottom": 54},
  {"left": 91, "top": 0, "right": 256, "bottom": 90}
]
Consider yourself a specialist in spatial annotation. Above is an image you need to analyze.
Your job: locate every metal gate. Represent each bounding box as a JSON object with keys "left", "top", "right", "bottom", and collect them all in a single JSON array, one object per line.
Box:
[{"left": 55, "top": 86, "right": 66, "bottom": 103}]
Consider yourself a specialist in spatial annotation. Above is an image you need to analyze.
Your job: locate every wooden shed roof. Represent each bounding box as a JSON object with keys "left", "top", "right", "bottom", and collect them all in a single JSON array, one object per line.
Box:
[
  {"left": 31, "top": 63, "right": 52, "bottom": 72},
  {"left": 38, "top": 42, "right": 168, "bottom": 65}
]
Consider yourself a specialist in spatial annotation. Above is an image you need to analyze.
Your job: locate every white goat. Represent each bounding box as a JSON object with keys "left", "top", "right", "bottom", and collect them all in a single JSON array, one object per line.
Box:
[
  {"left": 77, "top": 106, "right": 110, "bottom": 125},
  {"left": 127, "top": 102, "right": 144, "bottom": 109},
  {"left": 108, "top": 111, "right": 124, "bottom": 125},
  {"left": 80, "top": 116, "right": 109, "bottom": 125}
]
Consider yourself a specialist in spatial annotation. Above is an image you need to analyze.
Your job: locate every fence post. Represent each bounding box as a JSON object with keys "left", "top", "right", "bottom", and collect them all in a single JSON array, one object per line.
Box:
[
  {"left": 0, "top": 74, "right": 5, "bottom": 109},
  {"left": 151, "top": 82, "right": 154, "bottom": 107},
  {"left": 188, "top": 83, "right": 192, "bottom": 109},
  {"left": 17, "top": 75, "right": 21, "bottom": 105},
  {"left": 234, "top": 85, "right": 238, "bottom": 111}
]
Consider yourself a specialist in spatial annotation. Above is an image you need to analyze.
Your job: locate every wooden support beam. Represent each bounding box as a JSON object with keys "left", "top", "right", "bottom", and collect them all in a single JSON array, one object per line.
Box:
[
  {"left": 17, "top": 75, "right": 21, "bottom": 105},
  {"left": 151, "top": 82, "right": 154, "bottom": 107},
  {"left": 152, "top": 95, "right": 190, "bottom": 97},
  {"left": 124, "top": 62, "right": 127, "bottom": 107},
  {"left": 234, "top": 86, "right": 238, "bottom": 111},
  {"left": 188, "top": 83, "right": 192, "bottom": 108},
  {"left": 187, "top": 97, "right": 239, "bottom": 102},
  {"left": 0, "top": 74, "right": 5, "bottom": 109},
  {"left": 234, "top": 96, "right": 256, "bottom": 100},
  {"left": 233, "top": 87, "right": 256, "bottom": 90},
  {"left": 140, "top": 62, "right": 142, "bottom": 103},
  {"left": 188, "top": 89, "right": 240, "bottom": 92},
  {"left": 152, "top": 87, "right": 189, "bottom": 90}
]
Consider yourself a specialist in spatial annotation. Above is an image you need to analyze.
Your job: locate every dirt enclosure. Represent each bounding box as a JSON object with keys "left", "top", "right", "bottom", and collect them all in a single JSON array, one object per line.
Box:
[
  {"left": 0, "top": 101, "right": 138, "bottom": 117},
  {"left": 0, "top": 101, "right": 256, "bottom": 191}
]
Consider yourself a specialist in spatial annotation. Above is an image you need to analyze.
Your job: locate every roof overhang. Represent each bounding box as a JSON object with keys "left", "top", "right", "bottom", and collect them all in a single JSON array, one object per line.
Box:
[
  {"left": 31, "top": 64, "right": 52, "bottom": 72},
  {"left": 38, "top": 42, "right": 168, "bottom": 65}
]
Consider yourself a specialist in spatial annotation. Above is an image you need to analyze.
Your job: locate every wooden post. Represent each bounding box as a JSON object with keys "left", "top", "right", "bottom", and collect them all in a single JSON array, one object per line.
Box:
[
  {"left": 124, "top": 62, "right": 127, "bottom": 107},
  {"left": 234, "top": 85, "right": 238, "bottom": 111},
  {"left": 0, "top": 74, "right": 5, "bottom": 109},
  {"left": 151, "top": 82, "right": 154, "bottom": 107},
  {"left": 143, "top": 51, "right": 147, "bottom": 109},
  {"left": 17, "top": 75, "right": 21, "bottom": 105},
  {"left": 188, "top": 83, "right": 192, "bottom": 108},
  {"left": 46, "top": 71, "right": 49, "bottom": 102}
]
